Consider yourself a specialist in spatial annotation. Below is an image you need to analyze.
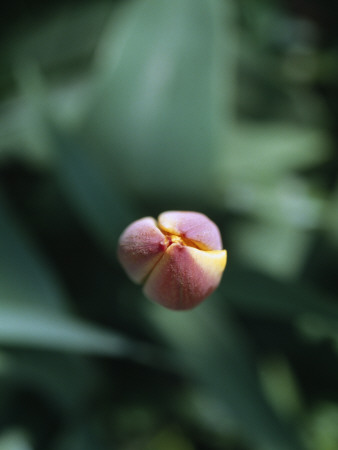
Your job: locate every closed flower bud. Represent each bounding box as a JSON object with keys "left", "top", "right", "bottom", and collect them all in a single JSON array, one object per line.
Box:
[{"left": 118, "top": 211, "right": 227, "bottom": 310}]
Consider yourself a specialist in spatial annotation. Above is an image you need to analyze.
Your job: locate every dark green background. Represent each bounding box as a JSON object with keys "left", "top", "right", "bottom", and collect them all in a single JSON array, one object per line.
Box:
[{"left": 1, "top": 0, "right": 338, "bottom": 449}]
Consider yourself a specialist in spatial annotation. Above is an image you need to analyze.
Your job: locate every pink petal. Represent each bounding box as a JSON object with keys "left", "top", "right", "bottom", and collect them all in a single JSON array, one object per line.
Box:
[
  {"left": 158, "top": 211, "right": 223, "bottom": 251},
  {"left": 117, "top": 217, "right": 168, "bottom": 283},
  {"left": 143, "top": 242, "right": 227, "bottom": 310}
]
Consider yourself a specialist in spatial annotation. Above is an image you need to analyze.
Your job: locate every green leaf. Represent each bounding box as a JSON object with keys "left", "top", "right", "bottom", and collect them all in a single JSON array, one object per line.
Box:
[
  {"left": 0, "top": 74, "right": 91, "bottom": 166},
  {"left": 224, "top": 263, "right": 338, "bottom": 323},
  {"left": 230, "top": 222, "right": 312, "bottom": 279},
  {"left": 7, "top": 3, "right": 111, "bottom": 72},
  {"left": 220, "top": 122, "right": 330, "bottom": 183},
  {"left": 223, "top": 264, "right": 338, "bottom": 351},
  {"left": 325, "top": 182, "right": 338, "bottom": 246},
  {"left": 147, "top": 299, "right": 304, "bottom": 450},
  {"left": 83, "top": 0, "right": 232, "bottom": 203},
  {"left": 0, "top": 196, "right": 140, "bottom": 358},
  {"left": 0, "top": 352, "right": 98, "bottom": 416},
  {"left": 0, "top": 429, "right": 32, "bottom": 450},
  {"left": 0, "top": 302, "right": 134, "bottom": 357},
  {"left": 0, "top": 196, "right": 67, "bottom": 309},
  {"left": 52, "top": 426, "right": 109, "bottom": 450},
  {"left": 51, "top": 128, "right": 135, "bottom": 252}
]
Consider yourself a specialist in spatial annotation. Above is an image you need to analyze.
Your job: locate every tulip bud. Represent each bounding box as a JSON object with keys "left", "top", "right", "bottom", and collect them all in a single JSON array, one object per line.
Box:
[{"left": 118, "top": 211, "right": 227, "bottom": 310}]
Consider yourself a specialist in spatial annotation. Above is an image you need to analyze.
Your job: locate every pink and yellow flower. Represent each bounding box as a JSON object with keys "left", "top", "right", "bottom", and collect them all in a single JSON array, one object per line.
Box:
[{"left": 118, "top": 211, "right": 227, "bottom": 310}]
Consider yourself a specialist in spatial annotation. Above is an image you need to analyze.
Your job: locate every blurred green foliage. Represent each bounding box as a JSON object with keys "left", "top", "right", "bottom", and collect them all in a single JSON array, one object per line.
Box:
[{"left": 0, "top": 0, "right": 338, "bottom": 449}]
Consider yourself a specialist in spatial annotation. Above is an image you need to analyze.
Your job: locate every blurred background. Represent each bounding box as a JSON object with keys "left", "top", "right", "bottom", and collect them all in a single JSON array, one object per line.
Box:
[{"left": 1, "top": 0, "right": 338, "bottom": 449}]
